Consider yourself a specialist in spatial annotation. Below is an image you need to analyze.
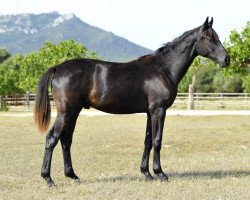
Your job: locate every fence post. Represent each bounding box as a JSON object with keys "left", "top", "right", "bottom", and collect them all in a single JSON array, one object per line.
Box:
[
  {"left": 15, "top": 94, "right": 17, "bottom": 106},
  {"left": 245, "top": 93, "right": 248, "bottom": 110},
  {"left": 26, "top": 92, "right": 30, "bottom": 110},
  {"left": 220, "top": 93, "right": 223, "bottom": 109},
  {"left": 188, "top": 85, "right": 194, "bottom": 110},
  {"left": 188, "top": 75, "right": 196, "bottom": 110}
]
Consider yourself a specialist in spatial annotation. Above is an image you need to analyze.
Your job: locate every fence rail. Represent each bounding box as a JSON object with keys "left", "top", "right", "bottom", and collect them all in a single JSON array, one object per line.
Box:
[
  {"left": 1, "top": 93, "right": 250, "bottom": 110},
  {"left": 173, "top": 93, "right": 250, "bottom": 110}
]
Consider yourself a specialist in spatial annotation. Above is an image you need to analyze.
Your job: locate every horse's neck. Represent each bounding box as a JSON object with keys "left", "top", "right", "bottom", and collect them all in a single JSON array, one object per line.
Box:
[{"left": 162, "top": 31, "right": 198, "bottom": 85}]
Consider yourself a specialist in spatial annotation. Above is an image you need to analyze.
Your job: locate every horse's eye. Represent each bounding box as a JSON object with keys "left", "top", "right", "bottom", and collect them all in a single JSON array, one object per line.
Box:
[{"left": 201, "top": 35, "right": 211, "bottom": 41}]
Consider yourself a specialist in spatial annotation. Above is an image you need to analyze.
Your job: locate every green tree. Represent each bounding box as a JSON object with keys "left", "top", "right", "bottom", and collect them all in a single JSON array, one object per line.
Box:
[
  {"left": 178, "top": 57, "right": 204, "bottom": 92},
  {"left": 178, "top": 72, "right": 192, "bottom": 92},
  {"left": 0, "top": 62, "right": 23, "bottom": 110},
  {"left": 0, "top": 49, "right": 22, "bottom": 96},
  {"left": 195, "top": 65, "right": 217, "bottom": 93},
  {"left": 0, "top": 48, "right": 11, "bottom": 63},
  {"left": 213, "top": 72, "right": 243, "bottom": 93},
  {"left": 0, "top": 66, "right": 22, "bottom": 95},
  {"left": 224, "top": 21, "right": 250, "bottom": 92},
  {"left": 224, "top": 21, "right": 250, "bottom": 75},
  {"left": 179, "top": 56, "right": 215, "bottom": 92},
  {"left": 15, "top": 40, "right": 98, "bottom": 92},
  {"left": 242, "top": 67, "right": 250, "bottom": 92},
  {"left": 242, "top": 75, "right": 250, "bottom": 92},
  {"left": 1, "top": 56, "right": 18, "bottom": 70}
]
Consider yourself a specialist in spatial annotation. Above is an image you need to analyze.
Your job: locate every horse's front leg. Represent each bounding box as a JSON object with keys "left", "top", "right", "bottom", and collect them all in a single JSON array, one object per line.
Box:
[
  {"left": 150, "top": 107, "right": 168, "bottom": 181},
  {"left": 140, "top": 113, "right": 153, "bottom": 180}
]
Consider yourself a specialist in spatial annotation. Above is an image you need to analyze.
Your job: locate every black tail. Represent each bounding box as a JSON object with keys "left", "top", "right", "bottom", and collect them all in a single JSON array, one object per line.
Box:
[{"left": 34, "top": 67, "right": 56, "bottom": 133}]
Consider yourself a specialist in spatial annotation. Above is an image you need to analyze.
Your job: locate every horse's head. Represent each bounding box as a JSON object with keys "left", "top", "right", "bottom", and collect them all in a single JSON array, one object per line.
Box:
[{"left": 194, "top": 17, "right": 230, "bottom": 67}]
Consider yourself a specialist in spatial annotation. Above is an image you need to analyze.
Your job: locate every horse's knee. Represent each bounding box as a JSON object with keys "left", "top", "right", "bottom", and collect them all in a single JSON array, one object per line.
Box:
[
  {"left": 45, "top": 130, "right": 59, "bottom": 149},
  {"left": 153, "top": 139, "right": 162, "bottom": 152},
  {"left": 46, "top": 138, "right": 58, "bottom": 149}
]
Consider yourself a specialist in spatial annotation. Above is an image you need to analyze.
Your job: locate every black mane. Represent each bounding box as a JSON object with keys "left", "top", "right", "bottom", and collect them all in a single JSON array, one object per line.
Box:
[
  {"left": 138, "top": 27, "right": 199, "bottom": 61},
  {"left": 156, "top": 28, "right": 198, "bottom": 54}
]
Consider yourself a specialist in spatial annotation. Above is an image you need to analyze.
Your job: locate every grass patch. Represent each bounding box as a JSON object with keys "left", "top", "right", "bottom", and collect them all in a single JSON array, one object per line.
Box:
[{"left": 0, "top": 115, "right": 249, "bottom": 199}]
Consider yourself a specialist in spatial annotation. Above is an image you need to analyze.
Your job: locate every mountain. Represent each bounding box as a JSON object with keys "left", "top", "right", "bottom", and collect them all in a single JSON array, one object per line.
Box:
[{"left": 0, "top": 11, "right": 152, "bottom": 61}]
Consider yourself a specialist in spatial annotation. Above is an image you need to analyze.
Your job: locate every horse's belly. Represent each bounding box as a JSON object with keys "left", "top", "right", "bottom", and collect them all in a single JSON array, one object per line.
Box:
[{"left": 89, "top": 96, "right": 148, "bottom": 114}]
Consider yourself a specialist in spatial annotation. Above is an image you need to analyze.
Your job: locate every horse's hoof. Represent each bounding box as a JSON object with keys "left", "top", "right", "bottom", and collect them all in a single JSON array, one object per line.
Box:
[
  {"left": 73, "top": 177, "right": 81, "bottom": 184},
  {"left": 46, "top": 179, "right": 56, "bottom": 187},
  {"left": 42, "top": 176, "right": 56, "bottom": 187},
  {"left": 66, "top": 172, "right": 79, "bottom": 180},
  {"left": 155, "top": 172, "right": 169, "bottom": 181},
  {"left": 48, "top": 181, "right": 56, "bottom": 187},
  {"left": 142, "top": 171, "right": 154, "bottom": 181}
]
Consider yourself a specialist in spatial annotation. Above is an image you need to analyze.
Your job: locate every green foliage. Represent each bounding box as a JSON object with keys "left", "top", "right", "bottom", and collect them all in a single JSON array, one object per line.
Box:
[
  {"left": 0, "top": 49, "right": 22, "bottom": 99},
  {"left": 0, "top": 49, "right": 16, "bottom": 110},
  {"left": 179, "top": 63, "right": 244, "bottom": 93},
  {"left": 0, "top": 48, "right": 11, "bottom": 63},
  {"left": 15, "top": 40, "right": 98, "bottom": 92},
  {"left": 178, "top": 57, "right": 213, "bottom": 92},
  {"left": 0, "top": 98, "right": 9, "bottom": 111},
  {"left": 242, "top": 74, "right": 250, "bottom": 92},
  {"left": 224, "top": 21, "right": 250, "bottom": 76},
  {"left": 213, "top": 73, "right": 243, "bottom": 93},
  {"left": 0, "top": 65, "right": 23, "bottom": 95},
  {"left": 1, "top": 56, "right": 18, "bottom": 70},
  {"left": 178, "top": 72, "right": 192, "bottom": 92},
  {"left": 195, "top": 65, "right": 217, "bottom": 92}
]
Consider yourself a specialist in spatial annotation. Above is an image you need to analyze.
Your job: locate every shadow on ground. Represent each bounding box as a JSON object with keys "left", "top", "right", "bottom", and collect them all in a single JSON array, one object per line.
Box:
[
  {"left": 168, "top": 170, "right": 250, "bottom": 179},
  {"left": 75, "top": 170, "right": 250, "bottom": 184}
]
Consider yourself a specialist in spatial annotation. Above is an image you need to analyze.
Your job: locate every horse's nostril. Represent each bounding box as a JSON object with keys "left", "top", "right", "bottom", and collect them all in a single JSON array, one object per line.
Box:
[{"left": 225, "top": 56, "right": 230, "bottom": 66}]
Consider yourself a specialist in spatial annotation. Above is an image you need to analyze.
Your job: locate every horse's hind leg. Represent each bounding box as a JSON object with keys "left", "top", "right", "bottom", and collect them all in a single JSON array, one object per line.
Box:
[
  {"left": 41, "top": 110, "right": 79, "bottom": 186},
  {"left": 60, "top": 112, "right": 79, "bottom": 180},
  {"left": 41, "top": 121, "right": 61, "bottom": 187}
]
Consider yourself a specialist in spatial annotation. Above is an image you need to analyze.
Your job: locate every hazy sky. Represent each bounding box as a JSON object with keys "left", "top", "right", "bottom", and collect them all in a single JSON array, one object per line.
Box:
[{"left": 0, "top": 0, "right": 249, "bottom": 50}]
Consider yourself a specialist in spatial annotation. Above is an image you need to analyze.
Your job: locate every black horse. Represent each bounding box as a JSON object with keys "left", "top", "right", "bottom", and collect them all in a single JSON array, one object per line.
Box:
[{"left": 34, "top": 17, "right": 230, "bottom": 186}]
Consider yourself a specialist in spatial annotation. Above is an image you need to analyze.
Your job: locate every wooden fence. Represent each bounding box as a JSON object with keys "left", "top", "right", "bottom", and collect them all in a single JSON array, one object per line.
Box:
[
  {"left": 0, "top": 93, "right": 250, "bottom": 110},
  {"left": 0, "top": 93, "right": 53, "bottom": 110},
  {"left": 173, "top": 93, "right": 250, "bottom": 110}
]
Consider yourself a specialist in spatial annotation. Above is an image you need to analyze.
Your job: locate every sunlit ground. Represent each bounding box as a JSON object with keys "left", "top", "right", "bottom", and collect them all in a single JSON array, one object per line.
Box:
[{"left": 0, "top": 115, "right": 249, "bottom": 199}]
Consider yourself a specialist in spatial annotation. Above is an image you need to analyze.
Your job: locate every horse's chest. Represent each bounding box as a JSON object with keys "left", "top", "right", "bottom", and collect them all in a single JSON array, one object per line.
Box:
[{"left": 145, "top": 76, "right": 177, "bottom": 108}]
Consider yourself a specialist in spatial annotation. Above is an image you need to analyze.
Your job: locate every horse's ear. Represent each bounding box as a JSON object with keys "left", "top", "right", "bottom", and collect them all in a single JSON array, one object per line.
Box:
[
  {"left": 208, "top": 17, "right": 213, "bottom": 27},
  {"left": 203, "top": 17, "right": 209, "bottom": 29}
]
